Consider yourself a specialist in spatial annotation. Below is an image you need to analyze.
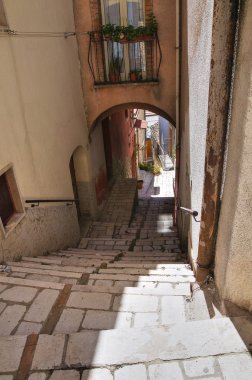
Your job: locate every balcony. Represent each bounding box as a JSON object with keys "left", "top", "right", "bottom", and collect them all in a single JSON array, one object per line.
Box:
[{"left": 88, "top": 31, "right": 162, "bottom": 86}]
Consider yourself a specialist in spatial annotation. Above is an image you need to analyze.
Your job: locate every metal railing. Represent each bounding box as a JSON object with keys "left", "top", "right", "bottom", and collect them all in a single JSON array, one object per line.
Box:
[
  {"left": 88, "top": 31, "right": 162, "bottom": 85},
  {"left": 178, "top": 206, "right": 200, "bottom": 222},
  {"left": 25, "top": 199, "right": 78, "bottom": 207}
]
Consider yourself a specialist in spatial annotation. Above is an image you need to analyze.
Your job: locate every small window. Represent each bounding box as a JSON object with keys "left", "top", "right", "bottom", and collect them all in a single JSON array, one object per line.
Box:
[
  {"left": 0, "top": 174, "right": 14, "bottom": 226},
  {"left": 0, "top": 164, "right": 25, "bottom": 237},
  {"left": 0, "top": 1, "right": 7, "bottom": 27}
]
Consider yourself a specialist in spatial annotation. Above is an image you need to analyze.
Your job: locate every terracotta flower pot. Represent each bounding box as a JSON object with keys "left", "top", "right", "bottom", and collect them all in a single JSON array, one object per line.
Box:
[
  {"left": 129, "top": 72, "right": 138, "bottom": 81},
  {"left": 110, "top": 73, "right": 120, "bottom": 82},
  {"left": 137, "top": 180, "right": 144, "bottom": 189}
]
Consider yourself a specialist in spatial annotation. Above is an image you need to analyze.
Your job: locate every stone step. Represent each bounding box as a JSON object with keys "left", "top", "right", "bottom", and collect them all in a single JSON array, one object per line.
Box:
[
  {"left": 71, "top": 282, "right": 191, "bottom": 296},
  {"left": 0, "top": 275, "right": 64, "bottom": 290},
  {"left": 98, "top": 267, "right": 194, "bottom": 276},
  {"left": 7, "top": 261, "right": 96, "bottom": 274},
  {"left": 5, "top": 266, "right": 82, "bottom": 279},
  {"left": 55, "top": 252, "right": 116, "bottom": 261},
  {"left": 24, "top": 317, "right": 249, "bottom": 370},
  {"left": 78, "top": 239, "right": 132, "bottom": 250},
  {"left": 21, "top": 256, "right": 62, "bottom": 265},
  {"left": 89, "top": 273, "right": 195, "bottom": 283},
  {"left": 120, "top": 256, "right": 186, "bottom": 265},
  {"left": 133, "top": 247, "right": 182, "bottom": 252},
  {"left": 107, "top": 263, "right": 190, "bottom": 269},
  {"left": 123, "top": 251, "right": 180, "bottom": 257},
  {"left": 22, "top": 256, "right": 109, "bottom": 267},
  {"left": 62, "top": 249, "right": 121, "bottom": 257}
]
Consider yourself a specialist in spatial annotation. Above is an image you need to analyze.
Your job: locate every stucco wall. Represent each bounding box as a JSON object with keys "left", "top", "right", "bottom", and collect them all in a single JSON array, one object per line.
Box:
[
  {"left": 0, "top": 0, "right": 88, "bottom": 199},
  {"left": 178, "top": 0, "right": 213, "bottom": 258},
  {"left": 73, "top": 0, "right": 176, "bottom": 129},
  {"left": 215, "top": 0, "right": 252, "bottom": 312},
  {"left": 109, "top": 110, "right": 135, "bottom": 178},
  {"left": 0, "top": 205, "right": 80, "bottom": 262},
  {"left": 90, "top": 122, "right": 108, "bottom": 209},
  {"left": 0, "top": 1, "right": 88, "bottom": 255}
]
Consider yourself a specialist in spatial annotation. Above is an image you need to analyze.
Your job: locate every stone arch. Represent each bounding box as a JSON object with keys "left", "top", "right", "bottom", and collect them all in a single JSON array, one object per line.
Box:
[
  {"left": 89, "top": 102, "right": 176, "bottom": 137},
  {"left": 69, "top": 146, "right": 91, "bottom": 217}
]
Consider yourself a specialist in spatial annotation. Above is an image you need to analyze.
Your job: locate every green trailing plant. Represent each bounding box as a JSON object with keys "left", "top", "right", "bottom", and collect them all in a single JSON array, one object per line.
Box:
[
  {"left": 139, "top": 162, "right": 153, "bottom": 172},
  {"left": 109, "top": 56, "right": 123, "bottom": 75},
  {"left": 146, "top": 14, "right": 158, "bottom": 35},
  {"left": 101, "top": 14, "right": 158, "bottom": 42},
  {"left": 139, "top": 161, "right": 162, "bottom": 175},
  {"left": 101, "top": 23, "right": 115, "bottom": 37}
]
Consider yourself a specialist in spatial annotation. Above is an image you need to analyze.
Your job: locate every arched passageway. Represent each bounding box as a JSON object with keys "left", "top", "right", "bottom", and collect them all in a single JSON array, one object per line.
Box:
[{"left": 70, "top": 146, "right": 91, "bottom": 217}]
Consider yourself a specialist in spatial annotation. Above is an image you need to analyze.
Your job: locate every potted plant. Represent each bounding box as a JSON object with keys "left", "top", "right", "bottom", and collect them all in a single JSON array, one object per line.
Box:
[
  {"left": 109, "top": 57, "right": 123, "bottom": 82},
  {"left": 129, "top": 69, "right": 142, "bottom": 81},
  {"left": 137, "top": 179, "right": 144, "bottom": 189},
  {"left": 101, "top": 14, "right": 158, "bottom": 43},
  {"left": 101, "top": 23, "right": 115, "bottom": 39}
]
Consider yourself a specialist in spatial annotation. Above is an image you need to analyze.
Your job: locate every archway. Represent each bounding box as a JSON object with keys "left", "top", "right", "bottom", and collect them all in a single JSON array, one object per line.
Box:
[
  {"left": 89, "top": 102, "right": 176, "bottom": 138},
  {"left": 69, "top": 146, "right": 91, "bottom": 218},
  {"left": 88, "top": 104, "right": 176, "bottom": 202}
]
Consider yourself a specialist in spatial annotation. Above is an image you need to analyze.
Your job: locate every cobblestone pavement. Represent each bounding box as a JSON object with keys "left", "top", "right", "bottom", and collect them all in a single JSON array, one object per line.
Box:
[{"left": 0, "top": 178, "right": 252, "bottom": 379}]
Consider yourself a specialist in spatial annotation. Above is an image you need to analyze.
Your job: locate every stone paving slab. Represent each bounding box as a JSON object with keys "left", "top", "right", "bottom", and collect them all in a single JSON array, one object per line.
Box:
[
  {"left": 82, "top": 310, "right": 132, "bottom": 330},
  {"left": 67, "top": 292, "right": 112, "bottom": 310},
  {"left": 24, "top": 289, "right": 59, "bottom": 323},
  {"left": 113, "top": 294, "right": 159, "bottom": 313},
  {"left": 32, "top": 334, "right": 65, "bottom": 370},
  {"left": 0, "top": 286, "right": 38, "bottom": 303},
  {"left": 0, "top": 335, "right": 26, "bottom": 372},
  {"left": 0, "top": 284, "right": 8, "bottom": 293},
  {"left": 16, "top": 321, "right": 42, "bottom": 335},
  {"left": 54, "top": 308, "right": 85, "bottom": 334},
  {"left": 64, "top": 318, "right": 248, "bottom": 368},
  {"left": 0, "top": 304, "right": 26, "bottom": 336}
]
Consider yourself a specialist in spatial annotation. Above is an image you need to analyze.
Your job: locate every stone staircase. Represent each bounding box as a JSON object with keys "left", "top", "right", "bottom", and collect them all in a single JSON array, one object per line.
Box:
[{"left": 0, "top": 180, "right": 252, "bottom": 379}]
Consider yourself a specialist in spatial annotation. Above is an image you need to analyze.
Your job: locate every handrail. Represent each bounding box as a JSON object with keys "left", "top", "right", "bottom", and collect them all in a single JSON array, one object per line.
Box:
[
  {"left": 25, "top": 199, "right": 78, "bottom": 207},
  {"left": 178, "top": 206, "right": 200, "bottom": 222}
]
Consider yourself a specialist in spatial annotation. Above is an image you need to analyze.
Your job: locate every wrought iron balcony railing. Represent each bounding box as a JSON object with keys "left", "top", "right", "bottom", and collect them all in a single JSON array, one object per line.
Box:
[{"left": 88, "top": 31, "right": 162, "bottom": 85}]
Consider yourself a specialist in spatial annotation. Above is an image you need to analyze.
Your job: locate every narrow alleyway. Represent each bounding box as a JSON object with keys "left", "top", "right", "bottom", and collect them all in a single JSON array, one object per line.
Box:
[{"left": 0, "top": 176, "right": 251, "bottom": 379}]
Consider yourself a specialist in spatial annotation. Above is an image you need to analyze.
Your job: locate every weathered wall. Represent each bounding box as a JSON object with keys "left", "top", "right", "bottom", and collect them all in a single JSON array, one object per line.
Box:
[
  {"left": 90, "top": 122, "right": 108, "bottom": 209},
  {"left": 215, "top": 0, "right": 252, "bottom": 312},
  {"left": 0, "top": 0, "right": 88, "bottom": 199},
  {"left": 108, "top": 110, "right": 135, "bottom": 178},
  {"left": 0, "top": 1, "right": 88, "bottom": 255},
  {"left": 0, "top": 205, "right": 80, "bottom": 262},
  {"left": 73, "top": 0, "right": 176, "bottom": 129},
  {"left": 178, "top": 0, "right": 214, "bottom": 258}
]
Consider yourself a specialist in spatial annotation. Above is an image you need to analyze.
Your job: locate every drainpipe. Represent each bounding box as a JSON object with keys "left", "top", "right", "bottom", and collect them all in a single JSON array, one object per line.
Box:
[
  {"left": 174, "top": 0, "right": 181, "bottom": 225},
  {"left": 196, "top": 0, "right": 240, "bottom": 282}
]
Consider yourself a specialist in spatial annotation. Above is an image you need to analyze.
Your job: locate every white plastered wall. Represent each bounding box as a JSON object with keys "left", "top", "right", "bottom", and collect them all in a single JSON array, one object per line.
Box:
[{"left": 215, "top": 0, "right": 252, "bottom": 312}]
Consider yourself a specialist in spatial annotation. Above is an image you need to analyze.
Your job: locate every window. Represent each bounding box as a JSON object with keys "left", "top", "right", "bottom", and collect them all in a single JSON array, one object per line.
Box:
[
  {"left": 0, "top": 0, "right": 8, "bottom": 27},
  {"left": 101, "top": 0, "right": 146, "bottom": 80},
  {"left": 0, "top": 174, "right": 14, "bottom": 226},
  {"left": 0, "top": 164, "right": 25, "bottom": 237}
]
